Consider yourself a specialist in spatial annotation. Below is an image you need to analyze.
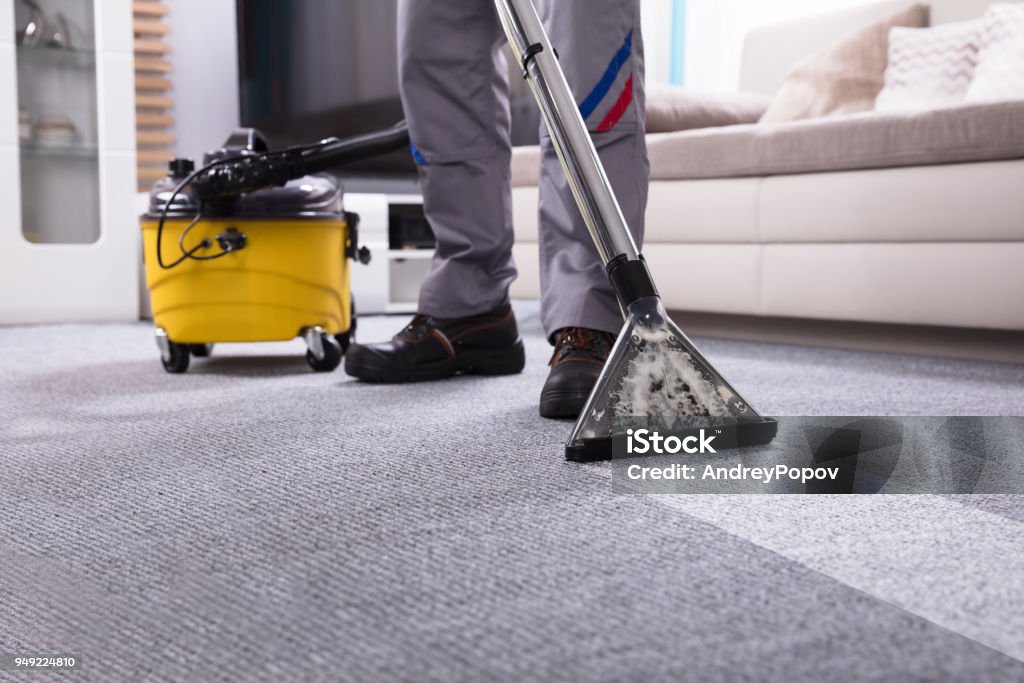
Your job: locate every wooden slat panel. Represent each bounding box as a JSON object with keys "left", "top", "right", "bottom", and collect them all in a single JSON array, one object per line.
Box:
[
  {"left": 136, "top": 94, "right": 172, "bottom": 109},
  {"left": 134, "top": 0, "right": 172, "bottom": 190},
  {"left": 138, "top": 149, "right": 174, "bottom": 164},
  {"left": 135, "top": 57, "right": 172, "bottom": 73},
  {"left": 134, "top": 19, "right": 169, "bottom": 36},
  {"left": 137, "top": 131, "right": 175, "bottom": 146},
  {"left": 134, "top": 39, "right": 171, "bottom": 55},
  {"left": 135, "top": 75, "right": 172, "bottom": 91},
  {"left": 133, "top": 1, "right": 168, "bottom": 18},
  {"left": 138, "top": 167, "right": 169, "bottom": 181},
  {"left": 136, "top": 112, "right": 174, "bottom": 127}
]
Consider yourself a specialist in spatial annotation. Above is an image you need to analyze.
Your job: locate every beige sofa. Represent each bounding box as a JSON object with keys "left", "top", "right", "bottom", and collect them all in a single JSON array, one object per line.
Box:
[{"left": 508, "top": 0, "right": 1024, "bottom": 332}]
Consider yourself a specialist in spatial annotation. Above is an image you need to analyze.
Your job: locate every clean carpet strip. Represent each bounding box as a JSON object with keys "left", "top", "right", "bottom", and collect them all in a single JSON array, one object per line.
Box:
[{"left": 589, "top": 467, "right": 1024, "bottom": 664}]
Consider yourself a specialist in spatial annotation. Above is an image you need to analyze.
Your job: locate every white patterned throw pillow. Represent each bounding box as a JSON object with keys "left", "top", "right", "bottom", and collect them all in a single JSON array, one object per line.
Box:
[
  {"left": 965, "top": 3, "right": 1024, "bottom": 103},
  {"left": 875, "top": 21, "right": 983, "bottom": 111}
]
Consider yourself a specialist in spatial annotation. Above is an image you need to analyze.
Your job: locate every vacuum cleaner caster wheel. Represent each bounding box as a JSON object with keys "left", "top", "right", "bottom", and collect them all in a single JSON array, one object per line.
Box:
[
  {"left": 306, "top": 334, "right": 342, "bottom": 372},
  {"left": 155, "top": 328, "right": 190, "bottom": 374},
  {"left": 189, "top": 344, "right": 213, "bottom": 358},
  {"left": 162, "top": 341, "right": 190, "bottom": 374}
]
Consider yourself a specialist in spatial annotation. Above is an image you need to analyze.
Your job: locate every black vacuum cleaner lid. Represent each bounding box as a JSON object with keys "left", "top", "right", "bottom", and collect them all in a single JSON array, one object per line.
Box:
[
  {"left": 145, "top": 128, "right": 344, "bottom": 220},
  {"left": 145, "top": 172, "right": 343, "bottom": 220}
]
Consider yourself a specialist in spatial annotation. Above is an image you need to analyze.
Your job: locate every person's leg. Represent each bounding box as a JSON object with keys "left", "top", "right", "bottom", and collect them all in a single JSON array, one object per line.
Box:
[
  {"left": 538, "top": 0, "right": 649, "bottom": 337},
  {"left": 345, "top": 0, "right": 525, "bottom": 383},
  {"left": 400, "top": 0, "right": 516, "bottom": 318},
  {"left": 536, "top": 0, "right": 649, "bottom": 417}
]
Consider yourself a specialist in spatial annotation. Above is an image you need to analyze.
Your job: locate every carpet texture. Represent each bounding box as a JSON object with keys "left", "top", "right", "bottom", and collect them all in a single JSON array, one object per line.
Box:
[{"left": 1, "top": 301, "right": 1023, "bottom": 682}]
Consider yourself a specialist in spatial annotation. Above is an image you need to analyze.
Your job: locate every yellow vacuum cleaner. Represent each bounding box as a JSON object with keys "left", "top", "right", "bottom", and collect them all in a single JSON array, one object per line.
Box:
[{"left": 141, "top": 125, "right": 408, "bottom": 373}]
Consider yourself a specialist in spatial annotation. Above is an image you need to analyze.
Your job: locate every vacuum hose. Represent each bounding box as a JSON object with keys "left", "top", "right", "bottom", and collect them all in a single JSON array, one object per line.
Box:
[
  {"left": 190, "top": 121, "right": 410, "bottom": 202},
  {"left": 301, "top": 121, "right": 411, "bottom": 172}
]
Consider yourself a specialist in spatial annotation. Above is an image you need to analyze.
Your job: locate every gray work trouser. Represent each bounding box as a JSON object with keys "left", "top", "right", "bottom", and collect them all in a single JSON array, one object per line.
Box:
[{"left": 398, "top": 0, "right": 648, "bottom": 338}]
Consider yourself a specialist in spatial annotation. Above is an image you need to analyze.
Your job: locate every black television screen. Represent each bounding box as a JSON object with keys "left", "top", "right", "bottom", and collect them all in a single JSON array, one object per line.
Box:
[
  {"left": 236, "top": 0, "right": 539, "bottom": 177},
  {"left": 236, "top": 0, "right": 414, "bottom": 175}
]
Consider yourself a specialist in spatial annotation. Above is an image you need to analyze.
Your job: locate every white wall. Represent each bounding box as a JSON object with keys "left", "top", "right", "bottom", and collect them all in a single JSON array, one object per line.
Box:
[
  {"left": 641, "top": 0, "right": 675, "bottom": 84},
  {"left": 678, "top": 0, "right": 880, "bottom": 91},
  {"left": 165, "top": 0, "right": 239, "bottom": 162}
]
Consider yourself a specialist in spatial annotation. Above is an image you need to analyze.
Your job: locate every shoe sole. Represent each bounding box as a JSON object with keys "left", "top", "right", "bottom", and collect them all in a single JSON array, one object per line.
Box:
[
  {"left": 539, "top": 387, "right": 593, "bottom": 420},
  {"left": 345, "top": 339, "right": 526, "bottom": 384}
]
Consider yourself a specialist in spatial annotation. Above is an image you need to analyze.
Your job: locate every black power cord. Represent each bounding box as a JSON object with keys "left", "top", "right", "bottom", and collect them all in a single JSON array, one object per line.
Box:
[
  {"left": 156, "top": 155, "right": 243, "bottom": 270},
  {"left": 155, "top": 150, "right": 299, "bottom": 270}
]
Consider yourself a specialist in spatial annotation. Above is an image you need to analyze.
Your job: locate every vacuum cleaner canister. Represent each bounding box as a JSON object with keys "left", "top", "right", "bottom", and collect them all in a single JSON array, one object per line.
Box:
[{"left": 140, "top": 132, "right": 360, "bottom": 374}]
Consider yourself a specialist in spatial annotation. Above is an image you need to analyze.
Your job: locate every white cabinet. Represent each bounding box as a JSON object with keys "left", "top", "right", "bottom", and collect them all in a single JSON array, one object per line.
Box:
[
  {"left": 345, "top": 193, "right": 432, "bottom": 315},
  {"left": 0, "top": 0, "right": 138, "bottom": 323}
]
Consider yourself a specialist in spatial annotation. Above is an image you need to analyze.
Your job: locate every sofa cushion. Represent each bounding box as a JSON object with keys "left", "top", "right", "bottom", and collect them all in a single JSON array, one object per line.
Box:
[
  {"left": 760, "top": 3, "right": 929, "bottom": 123},
  {"left": 875, "top": 21, "right": 983, "bottom": 111},
  {"left": 965, "top": 3, "right": 1024, "bottom": 103},
  {"left": 646, "top": 85, "right": 772, "bottom": 133},
  {"left": 647, "top": 99, "right": 1024, "bottom": 180}
]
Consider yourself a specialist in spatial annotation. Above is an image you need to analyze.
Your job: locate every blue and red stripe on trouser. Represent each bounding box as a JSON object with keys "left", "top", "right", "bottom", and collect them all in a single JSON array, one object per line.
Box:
[
  {"left": 409, "top": 28, "right": 636, "bottom": 164},
  {"left": 578, "top": 30, "right": 635, "bottom": 132}
]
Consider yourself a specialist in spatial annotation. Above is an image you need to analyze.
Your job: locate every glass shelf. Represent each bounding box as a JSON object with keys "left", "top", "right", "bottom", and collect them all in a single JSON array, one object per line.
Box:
[
  {"left": 20, "top": 143, "right": 99, "bottom": 160},
  {"left": 15, "top": 44, "right": 96, "bottom": 70},
  {"left": 15, "top": 0, "right": 101, "bottom": 246}
]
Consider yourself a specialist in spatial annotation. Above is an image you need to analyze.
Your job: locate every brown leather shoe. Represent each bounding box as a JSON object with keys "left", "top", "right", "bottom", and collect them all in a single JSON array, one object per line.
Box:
[
  {"left": 344, "top": 301, "right": 525, "bottom": 383},
  {"left": 540, "top": 327, "right": 616, "bottom": 419}
]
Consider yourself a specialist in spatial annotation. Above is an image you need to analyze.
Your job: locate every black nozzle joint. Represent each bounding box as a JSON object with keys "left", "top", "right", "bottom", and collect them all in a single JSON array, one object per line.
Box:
[
  {"left": 168, "top": 158, "right": 195, "bottom": 179},
  {"left": 606, "top": 255, "right": 658, "bottom": 309},
  {"left": 520, "top": 43, "right": 544, "bottom": 79}
]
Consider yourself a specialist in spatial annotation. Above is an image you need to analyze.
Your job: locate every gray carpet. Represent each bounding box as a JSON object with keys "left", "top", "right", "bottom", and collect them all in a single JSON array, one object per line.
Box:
[{"left": 2, "top": 301, "right": 1024, "bottom": 682}]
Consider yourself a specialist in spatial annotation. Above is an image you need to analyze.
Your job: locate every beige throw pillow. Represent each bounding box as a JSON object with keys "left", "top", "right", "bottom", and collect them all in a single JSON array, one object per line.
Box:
[
  {"left": 645, "top": 84, "right": 772, "bottom": 133},
  {"left": 760, "top": 4, "right": 929, "bottom": 124}
]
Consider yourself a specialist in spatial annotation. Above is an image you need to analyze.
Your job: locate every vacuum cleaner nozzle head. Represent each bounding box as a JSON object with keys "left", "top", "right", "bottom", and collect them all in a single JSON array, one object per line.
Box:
[{"left": 566, "top": 296, "right": 776, "bottom": 461}]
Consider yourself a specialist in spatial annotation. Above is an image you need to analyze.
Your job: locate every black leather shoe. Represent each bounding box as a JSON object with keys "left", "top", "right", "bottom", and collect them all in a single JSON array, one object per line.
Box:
[
  {"left": 540, "top": 327, "right": 616, "bottom": 419},
  {"left": 344, "top": 301, "right": 526, "bottom": 383}
]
